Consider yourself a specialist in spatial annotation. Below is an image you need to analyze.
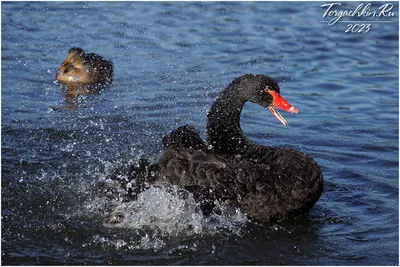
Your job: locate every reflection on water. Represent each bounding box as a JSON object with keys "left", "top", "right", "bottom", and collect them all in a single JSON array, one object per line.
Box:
[{"left": 59, "top": 83, "right": 109, "bottom": 108}]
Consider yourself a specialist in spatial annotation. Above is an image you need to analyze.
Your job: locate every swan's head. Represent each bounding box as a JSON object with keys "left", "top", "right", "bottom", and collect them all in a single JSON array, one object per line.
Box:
[{"left": 239, "top": 74, "right": 299, "bottom": 126}]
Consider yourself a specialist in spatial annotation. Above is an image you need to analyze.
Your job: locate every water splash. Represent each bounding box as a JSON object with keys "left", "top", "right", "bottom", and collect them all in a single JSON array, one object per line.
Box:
[
  {"left": 82, "top": 233, "right": 166, "bottom": 252},
  {"left": 102, "top": 185, "right": 204, "bottom": 237},
  {"left": 83, "top": 178, "right": 248, "bottom": 251}
]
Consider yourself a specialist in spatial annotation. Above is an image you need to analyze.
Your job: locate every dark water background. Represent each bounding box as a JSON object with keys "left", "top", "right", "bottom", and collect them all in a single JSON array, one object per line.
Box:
[{"left": 1, "top": 1, "right": 399, "bottom": 265}]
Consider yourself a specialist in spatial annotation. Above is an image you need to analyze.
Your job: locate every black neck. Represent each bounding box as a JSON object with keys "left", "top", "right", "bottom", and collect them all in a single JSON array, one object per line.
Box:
[{"left": 206, "top": 86, "right": 252, "bottom": 155}]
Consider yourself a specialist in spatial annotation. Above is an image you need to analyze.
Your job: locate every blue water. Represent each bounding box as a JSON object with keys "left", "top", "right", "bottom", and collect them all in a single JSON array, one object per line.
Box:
[{"left": 1, "top": 1, "right": 399, "bottom": 265}]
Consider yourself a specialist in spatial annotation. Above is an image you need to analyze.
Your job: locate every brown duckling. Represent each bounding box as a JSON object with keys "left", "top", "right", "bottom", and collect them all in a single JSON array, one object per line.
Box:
[{"left": 55, "top": 47, "right": 113, "bottom": 85}]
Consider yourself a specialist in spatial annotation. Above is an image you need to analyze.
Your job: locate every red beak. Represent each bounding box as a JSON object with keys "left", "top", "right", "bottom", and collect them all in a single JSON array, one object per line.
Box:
[{"left": 267, "top": 90, "right": 299, "bottom": 126}]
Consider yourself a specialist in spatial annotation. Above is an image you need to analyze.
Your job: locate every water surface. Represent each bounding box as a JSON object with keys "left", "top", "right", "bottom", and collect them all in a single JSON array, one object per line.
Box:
[{"left": 1, "top": 1, "right": 399, "bottom": 265}]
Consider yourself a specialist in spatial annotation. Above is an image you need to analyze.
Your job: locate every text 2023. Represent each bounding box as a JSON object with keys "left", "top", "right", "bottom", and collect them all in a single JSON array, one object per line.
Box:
[{"left": 345, "top": 24, "right": 371, "bottom": 33}]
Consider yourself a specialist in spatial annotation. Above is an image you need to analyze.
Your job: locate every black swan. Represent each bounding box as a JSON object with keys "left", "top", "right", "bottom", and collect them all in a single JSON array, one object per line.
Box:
[{"left": 103, "top": 74, "right": 323, "bottom": 223}]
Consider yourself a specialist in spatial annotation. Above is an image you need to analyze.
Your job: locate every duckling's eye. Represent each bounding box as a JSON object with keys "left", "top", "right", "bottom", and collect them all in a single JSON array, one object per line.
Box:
[{"left": 63, "top": 64, "right": 73, "bottom": 73}]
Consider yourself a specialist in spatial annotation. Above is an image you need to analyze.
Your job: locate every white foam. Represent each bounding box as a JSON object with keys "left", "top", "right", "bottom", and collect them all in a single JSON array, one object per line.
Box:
[
  {"left": 82, "top": 180, "right": 248, "bottom": 251},
  {"left": 103, "top": 185, "right": 204, "bottom": 237}
]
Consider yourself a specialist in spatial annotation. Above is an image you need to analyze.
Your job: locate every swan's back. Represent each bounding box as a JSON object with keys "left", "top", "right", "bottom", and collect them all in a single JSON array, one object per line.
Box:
[
  {"left": 231, "top": 144, "right": 323, "bottom": 222},
  {"left": 157, "top": 126, "right": 323, "bottom": 222}
]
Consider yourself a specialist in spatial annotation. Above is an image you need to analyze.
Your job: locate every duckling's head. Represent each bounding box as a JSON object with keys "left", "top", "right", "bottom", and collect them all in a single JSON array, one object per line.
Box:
[
  {"left": 55, "top": 47, "right": 89, "bottom": 84},
  {"left": 66, "top": 47, "right": 87, "bottom": 68},
  {"left": 55, "top": 47, "right": 113, "bottom": 86}
]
